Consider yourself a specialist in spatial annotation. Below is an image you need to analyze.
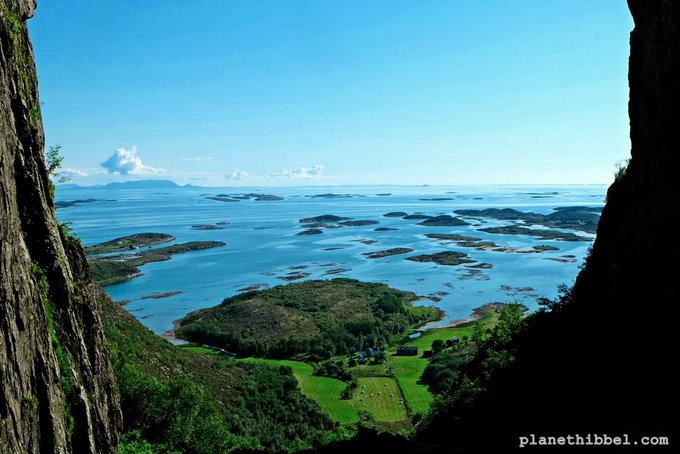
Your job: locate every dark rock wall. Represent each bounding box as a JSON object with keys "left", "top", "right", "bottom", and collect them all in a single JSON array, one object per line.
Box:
[
  {"left": 566, "top": 0, "right": 680, "bottom": 431},
  {"left": 1, "top": 1, "right": 121, "bottom": 452}
]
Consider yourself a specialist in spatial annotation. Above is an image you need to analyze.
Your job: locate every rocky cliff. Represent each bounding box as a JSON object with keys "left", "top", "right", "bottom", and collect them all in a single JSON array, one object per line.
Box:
[{"left": 0, "top": 1, "right": 121, "bottom": 452}]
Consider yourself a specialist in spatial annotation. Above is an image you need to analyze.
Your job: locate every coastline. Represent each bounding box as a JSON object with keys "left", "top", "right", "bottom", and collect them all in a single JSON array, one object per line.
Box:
[{"left": 161, "top": 319, "right": 182, "bottom": 344}]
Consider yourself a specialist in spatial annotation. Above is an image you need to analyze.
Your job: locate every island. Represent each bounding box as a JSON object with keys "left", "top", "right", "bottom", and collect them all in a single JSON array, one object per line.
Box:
[
  {"left": 338, "top": 220, "right": 380, "bottom": 227},
  {"left": 191, "top": 224, "right": 225, "bottom": 230},
  {"left": 363, "top": 248, "right": 414, "bottom": 259},
  {"left": 417, "top": 215, "right": 469, "bottom": 227},
  {"left": 141, "top": 291, "right": 183, "bottom": 300},
  {"left": 299, "top": 214, "right": 351, "bottom": 223},
  {"left": 84, "top": 232, "right": 175, "bottom": 254},
  {"left": 206, "top": 196, "right": 240, "bottom": 202},
  {"left": 300, "top": 223, "right": 343, "bottom": 229},
  {"left": 235, "top": 193, "right": 284, "bottom": 201},
  {"left": 383, "top": 211, "right": 408, "bottom": 217},
  {"left": 308, "top": 193, "right": 354, "bottom": 199},
  {"left": 278, "top": 272, "right": 311, "bottom": 281},
  {"left": 323, "top": 268, "right": 350, "bottom": 275},
  {"left": 88, "top": 261, "right": 141, "bottom": 286},
  {"left": 86, "top": 237, "right": 226, "bottom": 285},
  {"left": 424, "top": 233, "right": 480, "bottom": 243},
  {"left": 454, "top": 206, "right": 601, "bottom": 233},
  {"left": 406, "top": 251, "right": 476, "bottom": 266},
  {"left": 54, "top": 198, "right": 101, "bottom": 209},
  {"left": 479, "top": 226, "right": 590, "bottom": 241},
  {"left": 175, "top": 279, "right": 440, "bottom": 358},
  {"left": 296, "top": 229, "right": 323, "bottom": 235},
  {"left": 424, "top": 233, "right": 565, "bottom": 253}
]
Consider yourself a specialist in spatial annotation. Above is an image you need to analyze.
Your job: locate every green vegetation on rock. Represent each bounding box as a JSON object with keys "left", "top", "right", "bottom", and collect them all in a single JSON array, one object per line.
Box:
[
  {"left": 89, "top": 261, "right": 141, "bottom": 286},
  {"left": 338, "top": 220, "right": 380, "bottom": 227},
  {"left": 86, "top": 235, "right": 225, "bottom": 285},
  {"left": 479, "top": 226, "right": 590, "bottom": 241},
  {"left": 84, "top": 233, "right": 175, "bottom": 255},
  {"left": 299, "top": 215, "right": 351, "bottom": 223},
  {"left": 406, "top": 251, "right": 475, "bottom": 266},
  {"left": 424, "top": 233, "right": 564, "bottom": 254},
  {"left": 416, "top": 215, "right": 469, "bottom": 226},
  {"left": 455, "top": 207, "right": 601, "bottom": 233},
  {"left": 363, "top": 248, "right": 414, "bottom": 259},
  {"left": 100, "top": 292, "right": 347, "bottom": 453},
  {"left": 176, "top": 279, "right": 439, "bottom": 360}
]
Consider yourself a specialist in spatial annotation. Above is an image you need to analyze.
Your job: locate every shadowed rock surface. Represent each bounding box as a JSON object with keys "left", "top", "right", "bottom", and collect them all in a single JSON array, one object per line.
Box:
[{"left": 0, "top": 2, "right": 121, "bottom": 451}]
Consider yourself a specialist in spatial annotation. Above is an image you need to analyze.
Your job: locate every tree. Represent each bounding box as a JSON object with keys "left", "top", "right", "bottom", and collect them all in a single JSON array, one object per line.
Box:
[
  {"left": 44, "top": 145, "right": 71, "bottom": 202},
  {"left": 45, "top": 145, "right": 71, "bottom": 184},
  {"left": 431, "top": 339, "right": 444, "bottom": 353}
]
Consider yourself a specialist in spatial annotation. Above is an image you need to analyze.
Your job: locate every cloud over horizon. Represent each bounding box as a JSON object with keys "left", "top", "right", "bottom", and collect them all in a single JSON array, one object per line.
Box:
[
  {"left": 61, "top": 167, "right": 89, "bottom": 177},
  {"left": 226, "top": 168, "right": 252, "bottom": 181},
  {"left": 100, "top": 146, "right": 162, "bottom": 175},
  {"left": 271, "top": 164, "right": 325, "bottom": 179}
]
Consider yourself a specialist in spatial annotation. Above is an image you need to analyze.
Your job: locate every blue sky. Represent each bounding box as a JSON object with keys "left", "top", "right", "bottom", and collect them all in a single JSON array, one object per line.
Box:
[{"left": 30, "top": 0, "right": 633, "bottom": 187}]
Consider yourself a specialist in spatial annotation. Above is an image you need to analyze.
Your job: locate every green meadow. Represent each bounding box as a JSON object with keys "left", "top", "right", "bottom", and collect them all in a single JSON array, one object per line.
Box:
[
  {"left": 181, "top": 305, "right": 503, "bottom": 428},
  {"left": 242, "top": 358, "right": 360, "bottom": 424}
]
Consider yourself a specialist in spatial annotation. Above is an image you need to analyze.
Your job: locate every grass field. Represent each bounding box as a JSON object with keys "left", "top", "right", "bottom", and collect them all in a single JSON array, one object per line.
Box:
[
  {"left": 390, "top": 355, "right": 433, "bottom": 414},
  {"left": 389, "top": 306, "right": 501, "bottom": 414},
  {"left": 182, "top": 306, "right": 502, "bottom": 423},
  {"left": 350, "top": 377, "right": 408, "bottom": 422},
  {"left": 242, "top": 358, "right": 360, "bottom": 424}
]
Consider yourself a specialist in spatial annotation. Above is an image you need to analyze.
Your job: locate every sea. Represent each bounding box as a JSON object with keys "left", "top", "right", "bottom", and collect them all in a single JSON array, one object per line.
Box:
[{"left": 55, "top": 184, "right": 605, "bottom": 335}]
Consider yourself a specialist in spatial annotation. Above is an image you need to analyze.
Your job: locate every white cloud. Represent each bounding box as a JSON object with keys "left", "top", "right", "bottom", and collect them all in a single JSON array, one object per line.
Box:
[
  {"left": 181, "top": 156, "right": 213, "bottom": 162},
  {"left": 61, "top": 167, "right": 88, "bottom": 177},
  {"left": 189, "top": 176, "right": 209, "bottom": 181},
  {"left": 100, "top": 146, "right": 162, "bottom": 175},
  {"left": 271, "top": 164, "right": 325, "bottom": 179},
  {"left": 226, "top": 168, "right": 252, "bottom": 181}
]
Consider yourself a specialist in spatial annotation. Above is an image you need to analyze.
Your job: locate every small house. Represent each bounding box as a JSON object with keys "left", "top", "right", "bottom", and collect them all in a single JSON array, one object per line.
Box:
[
  {"left": 446, "top": 336, "right": 460, "bottom": 347},
  {"left": 396, "top": 346, "right": 418, "bottom": 356}
]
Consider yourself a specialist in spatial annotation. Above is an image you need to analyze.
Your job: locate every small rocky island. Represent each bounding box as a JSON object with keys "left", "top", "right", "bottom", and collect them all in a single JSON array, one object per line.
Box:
[
  {"left": 406, "top": 251, "right": 475, "bottom": 266},
  {"left": 299, "top": 214, "right": 351, "bottom": 223},
  {"left": 85, "top": 233, "right": 225, "bottom": 285},
  {"left": 479, "top": 226, "right": 590, "bottom": 241},
  {"left": 84, "top": 232, "right": 175, "bottom": 254},
  {"left": 417, "top": 215, "right": 469, "bottom": 227},
  {"left": 455, "top": 206, "right": 601, "bottom": 233},
  {"left": 363, "top": 248, "right": 414, "bottom": 259}
]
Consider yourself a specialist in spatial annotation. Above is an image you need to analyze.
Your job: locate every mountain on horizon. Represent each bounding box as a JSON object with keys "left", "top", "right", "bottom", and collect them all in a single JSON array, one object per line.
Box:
[{"left": 57, "top": 179, "right": 192, "bottom": 190}]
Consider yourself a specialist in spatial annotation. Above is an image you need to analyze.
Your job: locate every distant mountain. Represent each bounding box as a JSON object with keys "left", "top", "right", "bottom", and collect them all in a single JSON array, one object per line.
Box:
[
  {"left": 103, "top": 179, "right": 180, "bottom": 189},
  {"left": 58, "top": 179, "right": 191, "bottom": 190},
  {"left": 57, "top": 183, "right": 82, "bottom": 189}
]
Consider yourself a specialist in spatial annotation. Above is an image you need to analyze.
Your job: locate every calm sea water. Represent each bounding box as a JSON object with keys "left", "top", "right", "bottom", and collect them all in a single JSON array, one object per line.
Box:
[{"left": 55, "top": 184, "right": 605, "bottom": 335}]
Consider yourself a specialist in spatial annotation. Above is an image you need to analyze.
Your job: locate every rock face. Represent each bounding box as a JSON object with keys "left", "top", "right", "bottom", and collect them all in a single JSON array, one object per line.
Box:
[{"left": 0, "top": 2, "right": 121, "bottom": 452}]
